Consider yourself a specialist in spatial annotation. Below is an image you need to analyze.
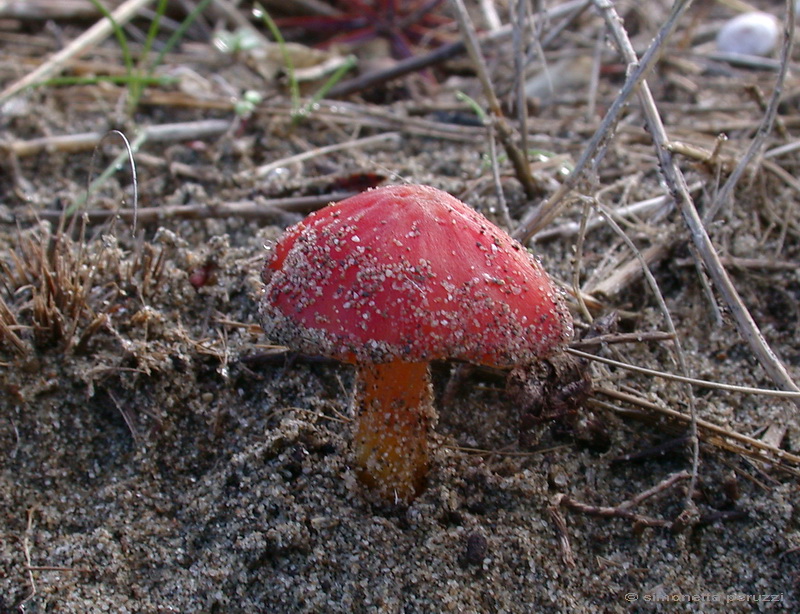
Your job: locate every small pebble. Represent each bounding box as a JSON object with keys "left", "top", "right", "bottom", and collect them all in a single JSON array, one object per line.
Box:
[
  {"left": 464, "top": 532, "right": 488, "bottom": 566},
  {"left": 716, "top": 12, "right": 779, "bottom": 57}
]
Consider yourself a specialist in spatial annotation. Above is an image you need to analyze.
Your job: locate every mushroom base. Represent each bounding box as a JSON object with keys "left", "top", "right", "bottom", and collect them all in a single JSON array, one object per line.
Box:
[{"left": 352, "top": 361, "right": 434, "bottom": 502}]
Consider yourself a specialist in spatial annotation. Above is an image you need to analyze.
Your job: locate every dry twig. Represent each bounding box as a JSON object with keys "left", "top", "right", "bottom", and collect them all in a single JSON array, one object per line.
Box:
[
  {"left": 21, "top": 193, "right": 358, "bottom": 225},
  {"left": 244, "top": 132, "right": 401, "bottom": 180},
  {"left": 2, "top": 119, "right": 232, "bottom": 157},
  {"left": 553, "top": 471, "right": 692, "bottom": 529},
  {"left": 451, "top": 0, "right": 539, "bottom": 199},
  {"left": 591, "top": 387, "right": 800, "bottom": 474}
]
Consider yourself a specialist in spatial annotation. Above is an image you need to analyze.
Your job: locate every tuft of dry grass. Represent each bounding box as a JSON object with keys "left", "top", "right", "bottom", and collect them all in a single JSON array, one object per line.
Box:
[{"left": 0, "top": 222, "right": 167, "bottom": 360}]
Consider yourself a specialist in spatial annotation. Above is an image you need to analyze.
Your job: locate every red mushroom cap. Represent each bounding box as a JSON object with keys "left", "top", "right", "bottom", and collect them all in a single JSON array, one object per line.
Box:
[{"left": 261, "top": 184, "right": 573, "bottom": 365}]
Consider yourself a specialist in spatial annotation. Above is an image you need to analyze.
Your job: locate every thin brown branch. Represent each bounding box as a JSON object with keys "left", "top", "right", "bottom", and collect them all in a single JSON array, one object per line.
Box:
[
  {"left": 569, "top": 330, "right": 675, "bottom": 349},
  {"left": 554, "top": 470, "right": 692, "bottom": 529}
]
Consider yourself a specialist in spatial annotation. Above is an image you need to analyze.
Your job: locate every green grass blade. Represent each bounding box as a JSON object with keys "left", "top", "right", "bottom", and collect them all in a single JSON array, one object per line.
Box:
[
  {"left": 142, "top": 0, "right": 169, "bottom": 66},
  {"left": 88, "top": 0, "right": 134, "bottom": 76},
  {"left": 39, "top": 75, "right": 177, "bottom": 88},
  {"left": 296, "top": 55, "right": 357, "bottom": 122},
  {"left": 255, "top": 3, "right": 301, "bottom": 115},
  {"left": 455, "top": 90, "right": 489, "bottom": 124},
  {"left": 152, "top": 0, "right": 214, "bottom": 71}
]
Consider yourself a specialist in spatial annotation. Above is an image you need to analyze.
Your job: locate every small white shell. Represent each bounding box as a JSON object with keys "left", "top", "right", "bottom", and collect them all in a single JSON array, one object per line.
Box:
[{"left": 716, "top": 12, "right": 779, "bottom": 57}]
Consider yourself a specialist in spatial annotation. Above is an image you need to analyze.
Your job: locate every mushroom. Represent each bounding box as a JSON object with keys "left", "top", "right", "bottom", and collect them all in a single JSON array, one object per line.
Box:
[{"left": 260, "top": 184, "right": 573, "bottom": 502}]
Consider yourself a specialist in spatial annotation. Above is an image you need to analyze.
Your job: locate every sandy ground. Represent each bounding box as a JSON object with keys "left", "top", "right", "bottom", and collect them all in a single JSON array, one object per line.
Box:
[{"left": 1, "top": 0, "right": 800, "bottom": 611}]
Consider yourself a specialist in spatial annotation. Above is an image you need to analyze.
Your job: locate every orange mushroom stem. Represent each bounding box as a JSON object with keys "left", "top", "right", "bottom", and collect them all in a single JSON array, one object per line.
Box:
[{"left": 352, "top": 361, "right": 434, "bottom": 501}]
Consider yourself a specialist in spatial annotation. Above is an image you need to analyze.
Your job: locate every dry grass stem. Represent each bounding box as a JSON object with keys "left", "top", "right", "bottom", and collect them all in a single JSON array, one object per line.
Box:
[
  {"left": 572, "top": 198, "right": 593, "bottom": 321},
  {"left": 511, "top": 0, "right": 531, "bottom": 160},
  {"left": 479, "top": 0, "right": 502, "bottom": 30},
  {"left": 485, "top": 124, "right": 514, "bottom": 229},
  {"left": 584, "top": 243, "right": 673, "bottom": 299},
  {"left": 451, "top": 0, "right": 539, "bottom": 199},
  {"left": 592, "top": 387, "right": 800, "bottom": 471},
  {"left": 23, "top": 193, "right": 358, "bottom": 225},
  {"left": 262, "top": 100, "right": 488, "bottom": 142},
  {"left": 2, "top": 119, "right": 232, "bottom": 157},
  {"left": 676, "top": 255, "right": 800, "bottom": 272},
  {"left": 533, "top": 186, "right": 700, "bottom": 242},
  {"left": 0, "top": 294, "right": 27, "bottom": 355},
  {"left": 764, "top": 139, "right": 800, "bottom": 159},
  {"left": 571, "top": 350, "right": 800, "bottom": 400},
  {"left": 246, "top": 132, "right": 401, "bottom": 180}
]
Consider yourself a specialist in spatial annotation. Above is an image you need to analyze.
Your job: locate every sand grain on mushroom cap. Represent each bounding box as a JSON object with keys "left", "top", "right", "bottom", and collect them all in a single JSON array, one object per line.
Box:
[{"left": 260, "top": 184, "right": 573, "bottom": 501}]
